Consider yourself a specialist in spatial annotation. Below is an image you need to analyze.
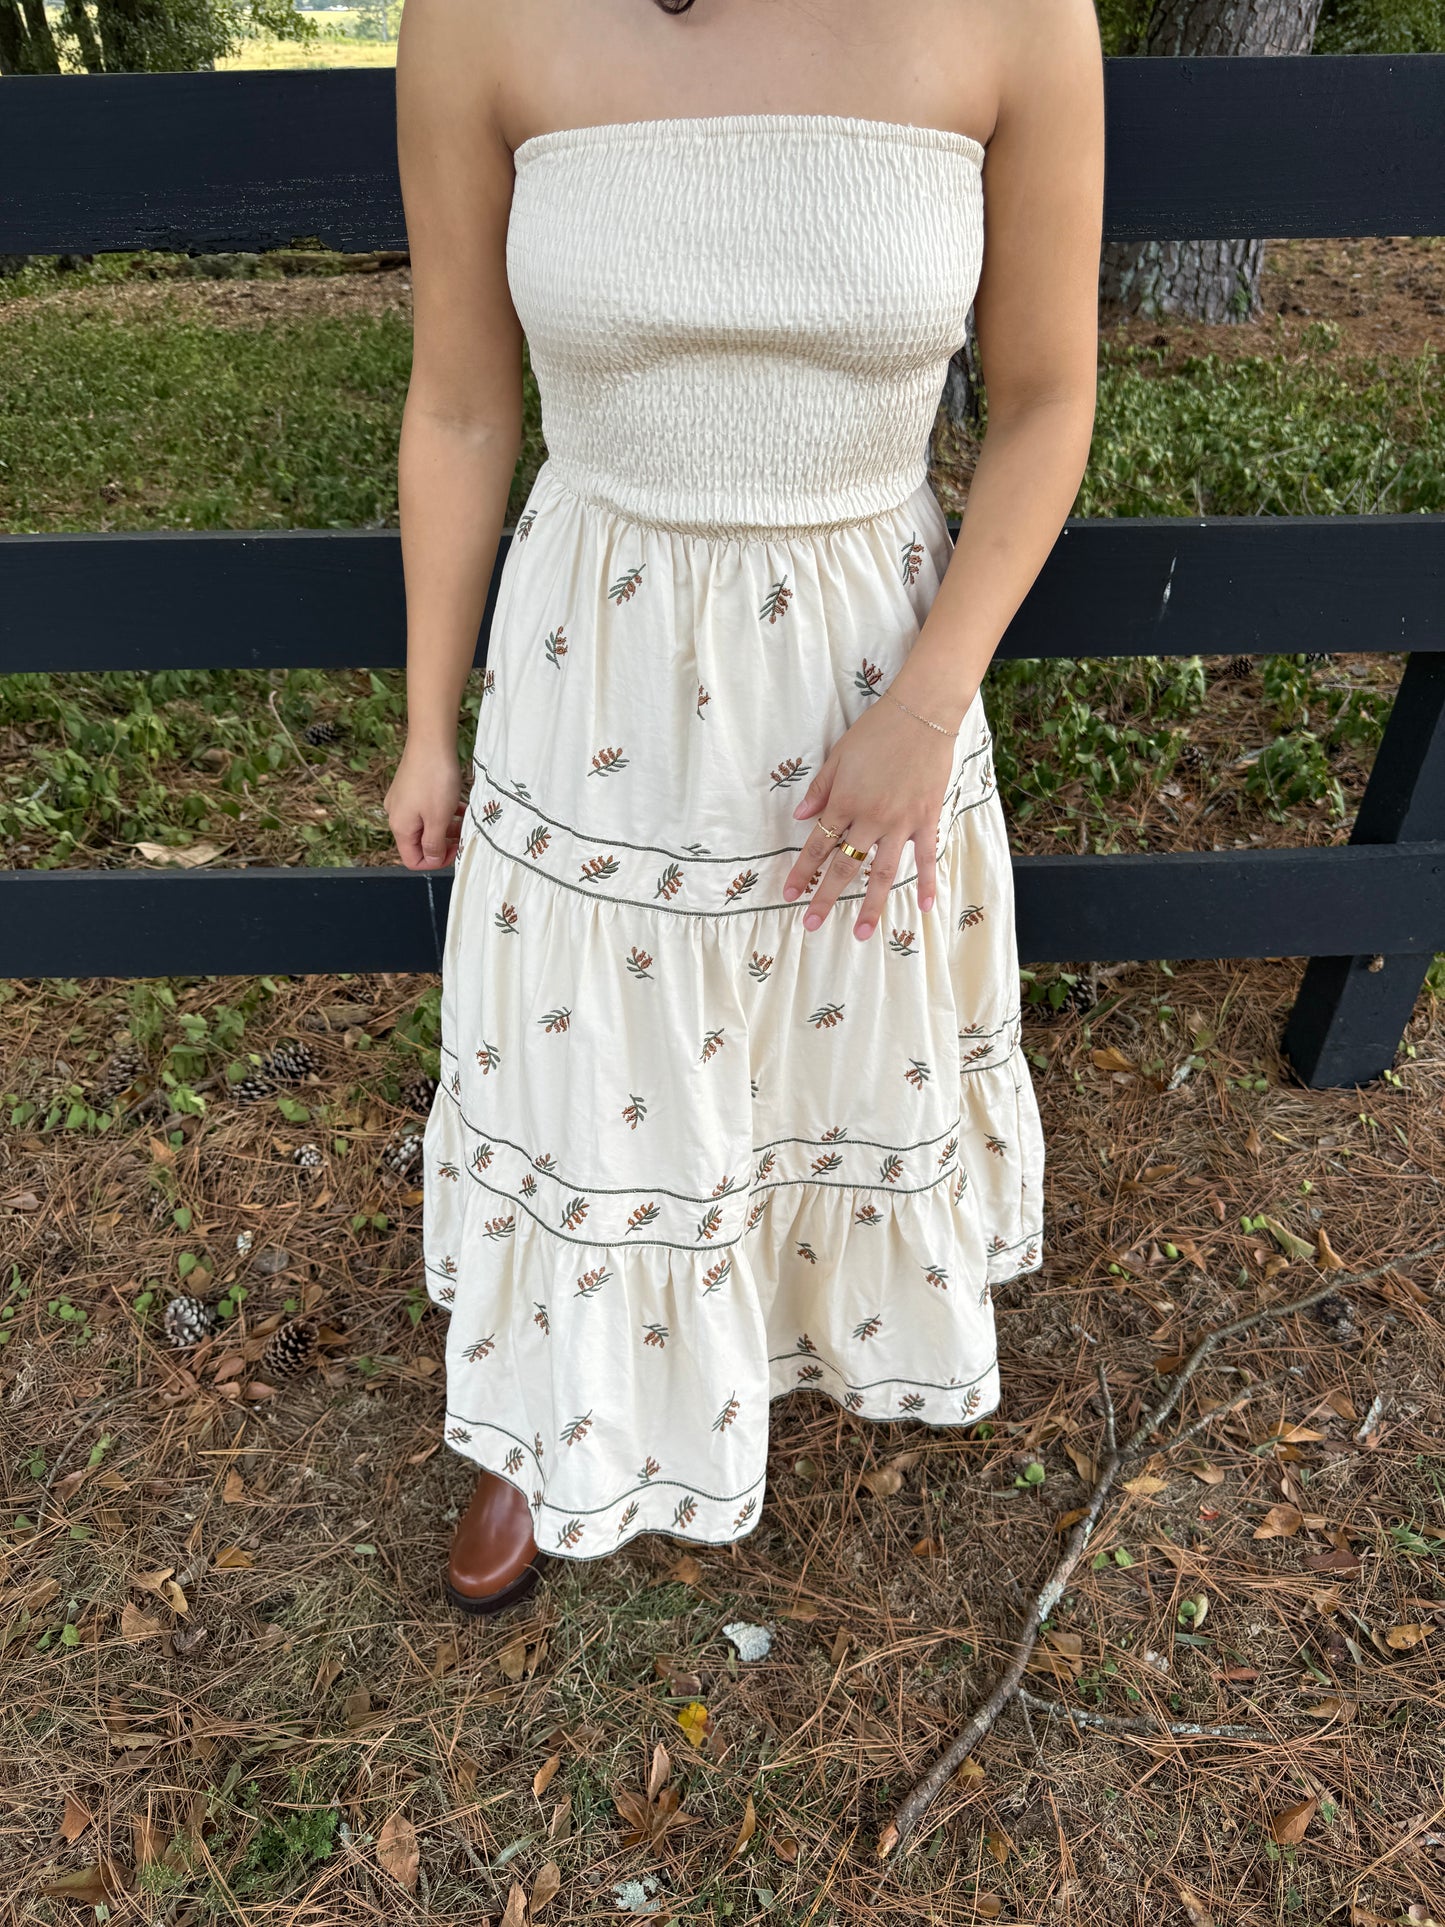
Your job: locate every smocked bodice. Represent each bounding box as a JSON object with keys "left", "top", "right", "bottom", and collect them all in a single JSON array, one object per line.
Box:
[{"left": 505, "top": 114, "right": 986, "bottom": 537}]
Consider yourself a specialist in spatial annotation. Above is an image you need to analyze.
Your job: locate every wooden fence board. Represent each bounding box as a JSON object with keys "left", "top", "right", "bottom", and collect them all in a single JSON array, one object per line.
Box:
[
  {"left": 3, "top": 515, "right": 1441, "bottom": 675},
  {"left": 1, "top": 57, "right": 1443, "bottom": 256},
  {"left": 1, "top": 843, "right": 1441, "bottom": 979}
]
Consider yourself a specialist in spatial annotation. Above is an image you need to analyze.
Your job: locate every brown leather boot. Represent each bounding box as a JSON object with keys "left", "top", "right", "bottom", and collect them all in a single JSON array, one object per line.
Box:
[{"left": 445, "top": 1468, "right": 543, "bottom": 1615}]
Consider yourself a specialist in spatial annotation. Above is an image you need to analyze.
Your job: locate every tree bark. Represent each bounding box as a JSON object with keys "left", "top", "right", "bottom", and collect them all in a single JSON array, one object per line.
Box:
[
  {"left": 1100, "top": 0, "right": 1327, "bottom": 322},
  {"left": 944, "top": 0, "right": 1328, "bottom": 430},
  {"left": 0, "top": 0, "right": 62, "bottom": 71},
  {"left": 65, "top": 0, "right": 106, "bottom": 72}
]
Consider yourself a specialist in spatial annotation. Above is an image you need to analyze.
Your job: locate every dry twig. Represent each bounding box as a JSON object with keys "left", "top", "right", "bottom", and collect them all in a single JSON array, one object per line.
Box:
[{"left": 877, "top": 1229, "right": 1445, "bottom": 1861}]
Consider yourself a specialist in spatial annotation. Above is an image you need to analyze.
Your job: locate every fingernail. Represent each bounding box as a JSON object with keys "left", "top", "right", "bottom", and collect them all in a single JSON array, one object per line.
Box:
[
  {"left": 803, "top": 912, "right": 822, "bottom": 930},
  {"left": 782, "top": 884, "right": 799, "bottom": 902},
  {"left": 919, "top": 893, "right": 935, "bottom": 912},
  {"left": 855, "top": 921, "right": 873, "bottom": 941}
]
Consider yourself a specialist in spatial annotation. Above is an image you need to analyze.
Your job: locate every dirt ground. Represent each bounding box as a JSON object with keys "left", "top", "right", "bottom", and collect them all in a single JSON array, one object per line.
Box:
[
  {"left": 4, "top": 235, "right": 1440, "bottom": 366},
  {"left": 3, "top": 950, "right": 1443, "bottom": 1925}
]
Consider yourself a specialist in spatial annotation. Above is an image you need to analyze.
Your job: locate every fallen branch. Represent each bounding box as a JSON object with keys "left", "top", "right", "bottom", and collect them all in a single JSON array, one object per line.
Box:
[
  {"left": 876, "top": 1230, "right": 1445, "bottom": 1861},
  {"left": 1016, "top": 1687, "right": 1277, "bottom": 1743}
]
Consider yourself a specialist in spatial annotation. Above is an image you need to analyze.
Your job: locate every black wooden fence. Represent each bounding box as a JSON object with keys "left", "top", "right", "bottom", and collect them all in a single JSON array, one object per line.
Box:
[{"left": 2, "top": 58, "right": 1444, "bottom": 1088}]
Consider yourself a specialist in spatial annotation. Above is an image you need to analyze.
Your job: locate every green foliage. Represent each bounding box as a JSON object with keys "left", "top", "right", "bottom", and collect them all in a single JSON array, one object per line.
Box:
[
  {"left": 44, "top": 0, "right": 321, "bottom": 75},
  {"left": 1315, "top": 0, "right": 1445, "bottom": 51},
  {"left": 1086, "top": 340, "right": 1445, "bottom": 520},
  {"left": 1096, "top": 0, "right": 1445, "bottom": 53}
]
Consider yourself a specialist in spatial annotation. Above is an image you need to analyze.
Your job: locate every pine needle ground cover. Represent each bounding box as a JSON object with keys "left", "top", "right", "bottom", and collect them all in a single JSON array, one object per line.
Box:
[{"left": 2, "top": 238, "right": 1444, "bottom": 1923}]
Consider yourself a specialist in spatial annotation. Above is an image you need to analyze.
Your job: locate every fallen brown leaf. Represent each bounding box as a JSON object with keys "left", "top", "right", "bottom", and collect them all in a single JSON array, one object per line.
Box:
[
  {"left": 500, "top": 1880, "right": 527, "bottom": 1927},
  {"left": 58, "top": 1794, "right": 92, "bottom": 1844},
  {"left": 342, "top": 1688, "right": 372, "bottom": 1728},
  {"left": 132, "top": 1814, "right": 167, "bottom": 1869},
  {"left": 1386, "top": 1622, "right": 1433, "bottom": 1650},
  {"left": 1091, "top": 1045, "right": 1136, "bottom": 1075},
  {"left": 531, "top": 1861, "right": 562, "bottom": 1912},
  {"left": 860, "top": 1464, "right": 905, "bottom": 1497},
  {"left": 727, "top": 1794, "right": 757, "bottom": 1863},
  {"left": 42, "top": 1861, "right": 131, "bottom": 1905},
  {"left": 120, "top": 1602, "right": 164, "bottom": 1644},
  {"left": 1253, "top": 1503, "right": 1304, "bottom": 1540},
  {"left": 1122, "top": 1473, "right": 1168, "bottom": 1498},
  {"left": 1316, "top": 1227, "right": 1345, "bottom": 1270},
  {"left": 533, "top": 1752, "right": 562, "bottom": 1799},
  {"left": 377, "top": 1811, "right": 419, "bottom": 1891},
  {"left": 1269, "top": 1795, "right": 1318, "bottom": 1846}
]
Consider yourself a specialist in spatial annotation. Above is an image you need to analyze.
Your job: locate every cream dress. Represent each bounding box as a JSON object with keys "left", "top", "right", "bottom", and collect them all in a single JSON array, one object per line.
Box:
[{"left": 422, "top": 113, "right": 1045, "bottom": 1558}]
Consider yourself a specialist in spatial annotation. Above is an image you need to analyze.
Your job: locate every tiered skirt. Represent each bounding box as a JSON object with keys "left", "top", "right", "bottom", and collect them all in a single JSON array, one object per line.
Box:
[{"left": 421, "top": 459, "right": 1045, "bottom": 1558}]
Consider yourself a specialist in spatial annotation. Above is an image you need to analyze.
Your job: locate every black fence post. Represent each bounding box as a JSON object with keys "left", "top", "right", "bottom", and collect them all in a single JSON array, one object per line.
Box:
[{"left": 1282, "top": 651, "right": 1445, "bottom": 1088}]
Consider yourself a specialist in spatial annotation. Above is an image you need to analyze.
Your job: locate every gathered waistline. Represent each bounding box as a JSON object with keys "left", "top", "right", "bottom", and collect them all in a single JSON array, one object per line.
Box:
[{"left": 528, "top": 459, "right": 942, "bottom": 545}]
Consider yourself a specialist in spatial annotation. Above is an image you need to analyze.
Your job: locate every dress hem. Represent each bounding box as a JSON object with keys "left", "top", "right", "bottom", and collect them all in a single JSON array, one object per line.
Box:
[{"left": 441, "top": 1365, "right": 1008, "bottom": 1565}]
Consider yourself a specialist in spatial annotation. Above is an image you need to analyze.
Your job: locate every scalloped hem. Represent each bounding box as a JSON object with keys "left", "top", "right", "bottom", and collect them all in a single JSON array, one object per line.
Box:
[{"left": 442, "top": 1358, "right": 1007, "bottom": 1564}]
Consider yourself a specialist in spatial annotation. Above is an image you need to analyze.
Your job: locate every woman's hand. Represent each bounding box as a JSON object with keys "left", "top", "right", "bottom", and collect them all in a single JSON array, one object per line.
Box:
[
  {"left": 385, "top": 739, "right": 465, "bottom": 870},
  {"left": 783, "top": 692, "right": 965, "bottom": 940}
]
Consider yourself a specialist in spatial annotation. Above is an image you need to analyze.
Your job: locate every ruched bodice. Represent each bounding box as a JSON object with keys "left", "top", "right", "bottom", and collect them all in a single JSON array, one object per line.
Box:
[{"left": 506, "top": 114, "right": 986, "bottom": 537}]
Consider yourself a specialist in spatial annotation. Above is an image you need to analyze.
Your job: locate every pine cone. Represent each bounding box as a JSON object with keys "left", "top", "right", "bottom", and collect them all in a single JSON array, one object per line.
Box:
[
  {"left": 260, "top": 1040, "right": 319, "bottom": 1084},
  {"left": 1175, "top": 742, "right": 1207, "bottom": 775},
  {"left": 381, "top": 1124, "right": 424, "bottom": 1179},
  {"left": 1062, "top": 977, "right": 1095, "bottom": 1017},
  {"left": 231, "top": 1073, "right": 278, "bottom": 1105},
  {"left": 401, "top": 1071, "right": 439, "bottom": 1114},
  {"left": 1302, "top": 651, "right": 1332, "bottom": 665},
  {"left": 303, "top": 720, "right": 342, "bottom": 746},
  {"left": 163, "top": 1293, "right": 219, "bottom": 1348},
  {"left": 1225, "top": 655, "right": 1254, "bottom": 680},
  {"left": 292, "top": 1143, "right": 324, "bottom": 1169},
  {"left": 261, "top": 1316, "right": 319, "bottom": 1382},
  {"left": 93, "top": 1035, "right": 146, "bottom": 1105}
]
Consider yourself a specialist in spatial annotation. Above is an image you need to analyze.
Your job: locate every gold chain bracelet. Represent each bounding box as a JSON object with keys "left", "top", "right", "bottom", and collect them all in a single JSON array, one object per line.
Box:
[{"left": 882, "top": 687, "right": 961, "bottom": 738}]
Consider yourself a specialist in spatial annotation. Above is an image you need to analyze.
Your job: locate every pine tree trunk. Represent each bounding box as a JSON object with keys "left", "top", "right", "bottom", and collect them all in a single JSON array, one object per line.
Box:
[
  {"left": 944, "top": 0, "right": 1327, "bottom": 429},
  {"left": 65, "top": 0, "right": 106, "bottom": 71},
  {"left": 1100, "top": 0, "right": 1327, "bottom": 322},
  {"left": 0, "top": 0, "right": 62, "bottom": 70}
]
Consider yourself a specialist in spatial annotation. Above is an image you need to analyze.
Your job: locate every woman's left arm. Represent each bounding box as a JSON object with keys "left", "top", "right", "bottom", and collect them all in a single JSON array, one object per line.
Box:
[{"left": 784, "top": 0, "right": 1106, "bottom": 939}]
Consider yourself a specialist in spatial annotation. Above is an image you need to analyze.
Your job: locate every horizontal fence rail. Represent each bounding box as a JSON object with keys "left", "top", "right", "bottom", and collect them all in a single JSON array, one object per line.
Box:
[
  {"left": 2, "top": 58, "right": 1445, "bottom": 252},
  {"left": 3, "top": 845, "right": 1442, "bottom": 980},
  {"left": 2, "top": 515, "right": 1443, "bottom": 675},
  {"left": 3, "top": 58, "right": 1445, "bottom": 1087}
]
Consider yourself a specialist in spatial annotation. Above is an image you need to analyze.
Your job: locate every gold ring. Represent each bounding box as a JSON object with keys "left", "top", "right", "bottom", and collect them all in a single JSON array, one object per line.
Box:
[
  {"left": 817, "top": 820, "right": 841, "bottom": 841},
  {"left": 836, "top": 840, "right": 870, "bottom": 862}
]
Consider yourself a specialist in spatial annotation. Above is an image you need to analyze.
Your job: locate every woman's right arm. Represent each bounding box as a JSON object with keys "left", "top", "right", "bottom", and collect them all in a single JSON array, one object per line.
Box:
[{"left": 386, "top": 0, "right": 524, "bottom": 872}]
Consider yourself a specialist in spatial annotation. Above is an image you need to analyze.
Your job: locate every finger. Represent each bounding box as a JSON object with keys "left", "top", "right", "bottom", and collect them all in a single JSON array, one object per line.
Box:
[
  {"left": 419, "top": 819, "right": 454, "bottom": 869},
  {"left": 802, "top": 826, "right": 875, "bottom": 930},
  {"left": 783, "top": 810, "right": 846, "bottom": 902},
  {"left": 852, "top": 835, "right": 905, "bottom": 940},
  {"left": 392, "top": 813, "right": 426, "bottom": 869},
  {"left": 914, "top": 818, "right": 940, "bottom": 915},
  {"left": 791, "top": 759, "right": 836, "bottom": 824}
]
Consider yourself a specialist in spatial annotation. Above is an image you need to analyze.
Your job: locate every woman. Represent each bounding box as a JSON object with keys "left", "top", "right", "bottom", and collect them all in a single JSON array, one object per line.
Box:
[{"left": 385, "top": 0, "right": 1104, "bottom": 1612}]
